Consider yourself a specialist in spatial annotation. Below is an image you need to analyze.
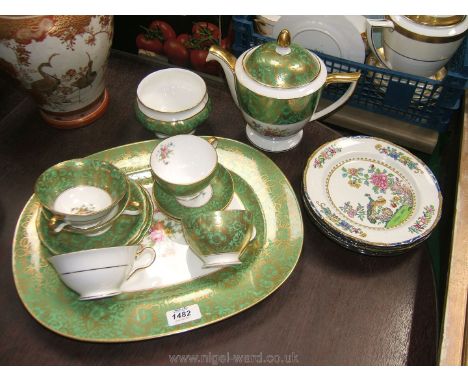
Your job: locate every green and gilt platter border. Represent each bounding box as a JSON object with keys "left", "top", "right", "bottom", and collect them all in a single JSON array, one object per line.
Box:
[{"left": 12, "top": 137, "right": 303, "bottom": 342}]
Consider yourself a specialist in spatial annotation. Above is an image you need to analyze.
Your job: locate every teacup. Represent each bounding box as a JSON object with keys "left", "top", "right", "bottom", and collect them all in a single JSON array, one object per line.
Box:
[
  {"left": 366, "top": 16, "right": 468, "bottom": 77},
  {"left": 182, "top": 210, "right": 256, "bottom": 268},
  {"left": 48, "top": 245, "right": 156, "bottom": 300},
  {"left": 45, "top": 200, "right": 141, "bottom": 235},
  {"left": 136, "top": 68, "right": 210, "bottom": 138},
  {"left": 150, "top": 135, "right": 218, "bottom": 203},
  {"left": 35, "top": 159, "right": 129, "bottom": 227}
]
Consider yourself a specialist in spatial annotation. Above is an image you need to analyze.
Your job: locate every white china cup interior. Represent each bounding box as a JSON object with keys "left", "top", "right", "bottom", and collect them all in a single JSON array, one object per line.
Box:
[
  {"left": 136, "top": 92, "right": 208, "bottom": 122},
  {"left": 53, "top": 185, "right": 112, "bottom": 215},
  {"left": 151, "top": 135, "right": 217, "bottom": 185},
  {"left": 137, "top": 68, "right": 207, "bottom": 113}
]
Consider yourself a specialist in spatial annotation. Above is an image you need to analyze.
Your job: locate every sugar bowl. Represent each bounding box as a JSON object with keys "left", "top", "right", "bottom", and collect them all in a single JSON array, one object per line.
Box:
[{"left": 135, "top": 68, "right": 211, "bottom": 138}]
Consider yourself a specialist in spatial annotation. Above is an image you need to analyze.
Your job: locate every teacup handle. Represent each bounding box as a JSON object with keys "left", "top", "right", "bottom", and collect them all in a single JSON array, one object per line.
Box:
[
  {"left": 121, "top": 200, "right": 142, "bottom": 216},
  {"left": 309, "top": 72, "right": 361, "bottom": 121},
  {"left": 249, "top": 226, "right": 257, "bottom": 242},
  {"left": 207, "top": 136, "right": 218, "bottom": 148},
  {"left": 126, "top": 247, "right": 157, "bottom": 280},
  {"left": 365, "top": 18, "right": 395, "bottom": 69},
  {"left": 48, "top": 215, "right": 70, "bottom": 234}
]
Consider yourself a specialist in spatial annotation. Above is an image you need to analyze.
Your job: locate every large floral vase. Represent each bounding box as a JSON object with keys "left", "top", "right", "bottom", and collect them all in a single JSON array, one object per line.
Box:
[{"left": 0, "top": 15, "right": 113, "bottom": 128}]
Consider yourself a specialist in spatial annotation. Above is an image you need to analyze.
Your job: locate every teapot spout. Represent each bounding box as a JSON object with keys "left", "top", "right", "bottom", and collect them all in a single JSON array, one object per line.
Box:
[{"left": 207, "top": 45, "right": 239, "bottom": 108}]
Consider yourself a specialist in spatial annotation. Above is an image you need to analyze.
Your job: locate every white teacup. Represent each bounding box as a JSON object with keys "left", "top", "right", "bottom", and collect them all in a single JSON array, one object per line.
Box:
[
  {"left": 48, "top": 246, "right": 156, "bottom": 300},
  {"left": 48, "top": 202, "right": 141, "bottom": 235},
  {"left": 150, "top": 135, "right": 218, "bottom": 203},
  {"left": 366, "top": 16, "right": 468, "bottom": 77}
]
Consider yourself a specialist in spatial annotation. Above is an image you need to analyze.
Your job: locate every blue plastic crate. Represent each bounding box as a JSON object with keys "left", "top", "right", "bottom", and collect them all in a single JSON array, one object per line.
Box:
[{"left": 231, "top": 16, "right": 468, "bottom": 133}]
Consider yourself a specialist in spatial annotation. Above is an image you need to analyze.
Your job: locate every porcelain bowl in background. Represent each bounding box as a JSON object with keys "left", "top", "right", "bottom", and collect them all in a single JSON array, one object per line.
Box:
[
  {"left": 366, "top": 15, "right": 468, "bottom": 77},
  {"left": 35, "top": 159, "right": 129, "bottom": 226},
  {"left": 150, "top": 135, "right": 218, "bottom": 200},
  {"left": 48, "top": 245, "right": 156, "bottom": 300},
  {"left": 135, "top": 95, "right": 211, "bottom": 138},
  {"left": 135, "top": 68, "right": 210, "bottom": 138},
  {"left": 182, "top": 210, "right": 256, "bottom": 268}
]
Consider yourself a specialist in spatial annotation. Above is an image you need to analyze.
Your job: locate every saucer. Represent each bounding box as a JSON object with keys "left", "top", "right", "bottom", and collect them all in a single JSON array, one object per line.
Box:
[
  {"left": 153, "top": 164, "right": 234, "bottom": 220},
  {"left": 199, "top": 253, "right": 242, "bottom": 268},
  {"left": 176, "top": 184, "right": 214, "bottom": 207},
  {"left": 272, "top": 15, "right": 366, "bottom": 63},
  {"left": 37, "top": 182, "right": 151, "bottom": 255}
]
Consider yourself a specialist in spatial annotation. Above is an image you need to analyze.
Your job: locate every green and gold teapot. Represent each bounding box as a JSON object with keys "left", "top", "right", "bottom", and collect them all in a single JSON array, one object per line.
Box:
[{"left": 207, "top": 29, "right": 361, "bottom": 152}]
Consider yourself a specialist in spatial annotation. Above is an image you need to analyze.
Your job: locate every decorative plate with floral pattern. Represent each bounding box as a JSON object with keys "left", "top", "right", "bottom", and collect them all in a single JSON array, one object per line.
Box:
[{"left": 303, "top": 136, "right": 442, "bottom": 248}]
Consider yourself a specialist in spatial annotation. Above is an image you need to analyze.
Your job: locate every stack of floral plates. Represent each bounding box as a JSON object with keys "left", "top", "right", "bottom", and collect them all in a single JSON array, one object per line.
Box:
[{"left": 302, "top": 136, "right": 442, "bottom": 255}]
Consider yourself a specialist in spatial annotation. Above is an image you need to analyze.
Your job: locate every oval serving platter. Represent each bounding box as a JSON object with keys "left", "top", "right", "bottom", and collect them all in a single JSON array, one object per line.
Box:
[{"left": 12, "top": 137, "right": 303, "bottom": 342}]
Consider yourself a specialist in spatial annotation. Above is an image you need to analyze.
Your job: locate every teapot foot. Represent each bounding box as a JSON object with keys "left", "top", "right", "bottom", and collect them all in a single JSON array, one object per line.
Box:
[{"left": 246, "top": 124, "right": 303, "bottom": 152}]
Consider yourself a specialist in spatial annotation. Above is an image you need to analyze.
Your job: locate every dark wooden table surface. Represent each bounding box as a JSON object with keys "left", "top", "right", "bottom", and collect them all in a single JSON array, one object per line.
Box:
[{"left": 0, "top": 51, "right": 438, "bottom": 365}]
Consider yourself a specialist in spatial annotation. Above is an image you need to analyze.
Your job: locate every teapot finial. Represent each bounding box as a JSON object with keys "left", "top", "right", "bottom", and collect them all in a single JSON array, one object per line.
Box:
[{"left": 277, "top": 29, "right": 291, "bottom": 47}]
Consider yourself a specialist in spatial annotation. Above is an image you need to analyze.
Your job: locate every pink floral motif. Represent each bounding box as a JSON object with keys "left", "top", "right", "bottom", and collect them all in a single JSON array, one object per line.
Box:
[
  {"left": 370, "top": 173, "right": 388, "bottom": 191},
  {"left": 339, "top": 163, "right": 415, "bottom": 227},
  {"left": 313, "top": 144, "right": 342, "bottom": 168},
  {"left": 149, "top": 221, "right": 167, "bottom": 242},
  {"left": 148, "top": 218, "right": 182, "bottom": 243},
  {"left": 158, "top": 142, "right": 175, "bottom": 165},
  {"left": 408, "top": 205, "right": 436, "bottom": 234},
  {"left": 319, "top": 202, "right": 367, "bottom": 237},
  {"left": 340, "top": 201, "right": 365, "bottom": 221},
  {"left": 150, "top": 230, "right": 164, "bottom": 242}
]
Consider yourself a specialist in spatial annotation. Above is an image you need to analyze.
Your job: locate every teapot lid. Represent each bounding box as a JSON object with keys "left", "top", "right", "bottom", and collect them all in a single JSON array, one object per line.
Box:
[
  {"left": 388, "top": 15, "right": 468, "bottom": 42},
  {"left": 243, "top": 29, "right": 321, "bottom": 89},
  {"left": 404, "top": 15, "right": 465, "bottom": 27}
]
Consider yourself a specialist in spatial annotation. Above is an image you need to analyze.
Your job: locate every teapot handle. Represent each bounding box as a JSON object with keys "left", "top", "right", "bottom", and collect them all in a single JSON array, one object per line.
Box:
[
  {"left": 310, "top": 72, "right": 361, "bottom": 121},
  {"left": 365, "top": 18, "right": 395, "bottom": 69}
]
